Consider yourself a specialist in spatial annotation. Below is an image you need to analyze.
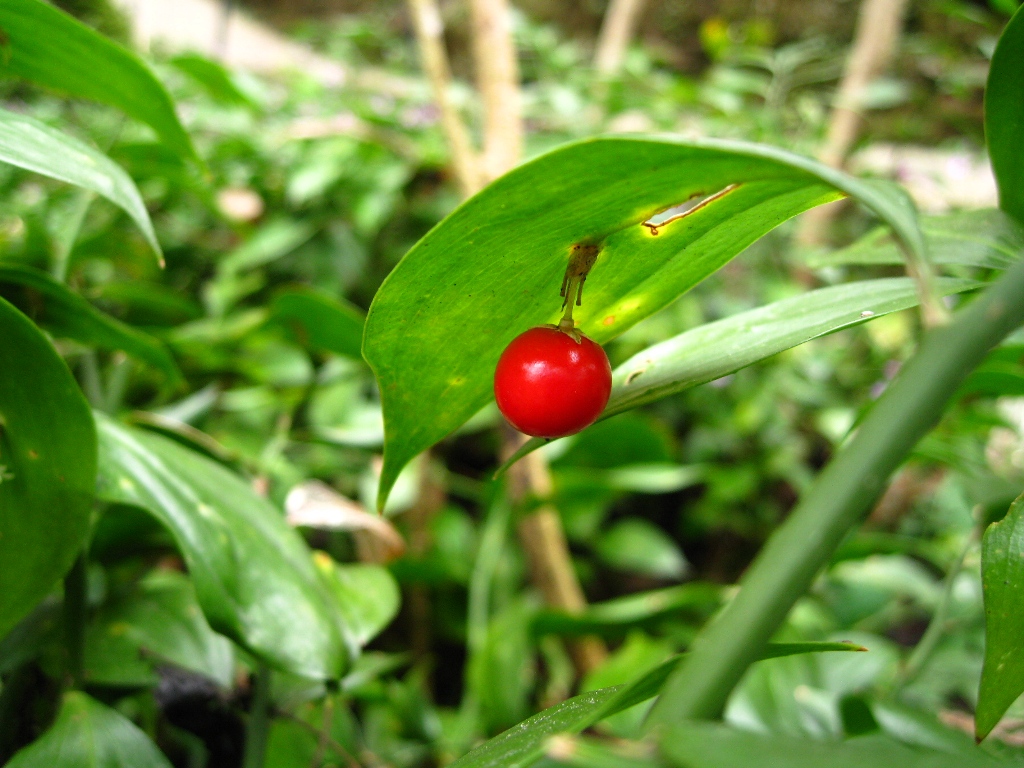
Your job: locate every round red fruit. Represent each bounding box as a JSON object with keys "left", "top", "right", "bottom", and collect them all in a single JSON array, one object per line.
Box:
[{"left": 494, "top": 326, "right": 612, "bottom": 438}]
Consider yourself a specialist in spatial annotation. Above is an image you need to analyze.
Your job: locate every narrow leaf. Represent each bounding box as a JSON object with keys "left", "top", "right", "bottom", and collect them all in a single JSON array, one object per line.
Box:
[
  {"left": 808, "top": 209, "right": 1024, "bottom": 270},
  {"left": 94, "top": 416, "right": 348, "bottom": 679},
  {"left": 0, "top": 0, "right": 197, "bottom": 163},
  {"left": 6, "top": 691, "right": 172, "bottom": 768},
  {"left": 0, "top": 265, "right": 180, "bottom": 382},
  {"left": 977, "top": 491, "right": 1024, "bottom": 740},
  {"left": 0, "top": 107, "right": 162, "bottom": 260},
  {"left": 660, "top": 723, "right": 1008, "bottom": 768},
  {"left": 447, "top": 642, "right": 866, "bottom": 768},
  {"left": 272, "top": 287, "right": 365, "bottom": 361},
  {"left": 500, "top": 277, "right": 976, "bottom": 474},
  {"left": 0, "top": 297, "right": 95, "bottom": 639},
  {"left": 985, "top": 5, "right": 1024, "bottom": 222},
  {"left": 364, "top": 136, "right": 927, "bottom": 507}
]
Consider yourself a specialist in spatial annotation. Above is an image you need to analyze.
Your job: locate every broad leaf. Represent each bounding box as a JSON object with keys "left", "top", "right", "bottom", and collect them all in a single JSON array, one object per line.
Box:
[
  {"left": 0, "top": 107, "right": 161, "bottom": 259},
  {"left": 977, "top": 491, "right": 1024, "bottom": 740},
  {"left": 85, "top": 569, "right": 234, "bottom": 688},
  {"left": 660, "top": 723, "right": 1008, "bottom": 768},
  {"left": 364, "top": 136, "right": 926, "bottom": 506},
  {"left": 6, "top": 691, "right": 172, "bottom": 768},
  {"left": 94, "top": 416, "right": 348, "bottom": 679},
  {"left": 273, "top": 287, "right": 365, "bottom": 360},
  {"left": 0, "top": 265, "right": 180, "bottom": 382},
  {"left": 313, "top": 555, "right": 401, "bottom": 648},
  {"left": 447, "top": 642, "right": 866, "bottom": 768},
  {"left": 0, "top": 0, "right": 197, "bottom": 163},
  {"left": 986, "top": 5, "right": 1024, "bottom": 223},
  {"left": 0, "top": 297, "right": 95, "bottom": 639},
  {"left": 809, "top": 210, "right": 1024, "bottom": 270},
  {"left": 501, "top": 276, "right": 976, "bottom": 473}
]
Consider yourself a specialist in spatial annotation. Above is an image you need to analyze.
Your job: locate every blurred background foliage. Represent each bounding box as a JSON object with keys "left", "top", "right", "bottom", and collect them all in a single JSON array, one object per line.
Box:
[{"left": 2, "top": 0, "right": 1023, "bottom": 765}]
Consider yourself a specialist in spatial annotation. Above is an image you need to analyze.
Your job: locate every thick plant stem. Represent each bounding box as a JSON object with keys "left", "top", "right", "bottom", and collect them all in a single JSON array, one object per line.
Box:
[
  {"left": 406, "top": 0, "right": 481, "bottom": 195},
  {"left": 594, "top": 0, "right": 647, "bottom": 76},
  {"left": 243, "top": 664, "right": 273, "bottom": 768},
  {"left": 796, "top": 0, "right": 911, "bottom": 247},
  {"left": 644, "top": 258, "right": 1024, "bottom": 732}
]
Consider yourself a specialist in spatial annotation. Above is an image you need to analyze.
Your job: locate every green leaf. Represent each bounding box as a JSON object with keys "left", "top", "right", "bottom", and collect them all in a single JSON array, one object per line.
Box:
[
  {"left": 0, "top": 265, "right": 181, "bottom": 382},
  {"left": 501, "top": 276, "right": 976, "bottom": 474},
  {"left": 169, "top": 53, "right": 258, "bottom": 108},
  {"left": 94, "top": 415, "right": 348, "bottom": 679},
  {"left": 272, "top": 287, "right": 366, "bottom": 361},
  {"left": 660, "top": 723, "right": 1008, "bottom": 768},
  {"left": 0, "top": 107, "right": 162, "bottom": 260},
  {"left": 986, "top": 5, "right": 1024, "bottom": 222},
  {"left": 594, "top": 519, "right": 689, "bottom": 580},
  {"left": 447, "top": 642, "right": 866, "bottom": 768},
  {"left": 533, "top": 584, "right": 722, "bottom": 638},
  {"left": 313, "top": 556, "right": 401, "bottom": 648},
  {"left": 6, "top": 691, "right": 173, "bottom": 768},
  {"left": 0, "top": 297, "right": 95, "bottom": 640},
  {"left": 364, "top": 136, "right": 926, "bottom": 507},
  {"left": 977, "top": 491, "right": 1024, "bottom": 740},
  {"left": 808, "top": 209, "right": 1024, "bottom": 270},
  {"left": 0, "top": 0, "right": 197, "bottom": 163},
  {"left": 85, "top": 569, "right": 234, "bottom": 688}
]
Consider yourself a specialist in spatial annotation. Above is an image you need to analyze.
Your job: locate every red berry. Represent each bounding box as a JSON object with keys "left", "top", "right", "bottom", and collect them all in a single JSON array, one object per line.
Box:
[{"left": 494, "top": 326, "right": 612, "bottom": 438}]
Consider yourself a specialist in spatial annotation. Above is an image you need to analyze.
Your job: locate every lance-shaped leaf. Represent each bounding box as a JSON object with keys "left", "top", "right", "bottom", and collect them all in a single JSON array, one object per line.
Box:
[
  {"left": 808, "top": 209, "right": 1024, "bottom": 270},
  {"left": 0, "top": 265, "right": 180, "bottom": 382},
  {"left": 500, "top": 276, "right": 976, "bottom": 473},
  {"left": 94, "top": 416, "right": 348, "bottom": 679},
  {"left": 0, "top": 0, "right": 197, "bottom": 164},
  {"left": 364, "top": 136, "right": 927, "bottom": 507},
  {"left": 272, "top": 287, "right": 365, "bottom": 361},
  {"left": 0, "top": 107, "right": 161, "bottom": 260},
  {"left": 976, "top": 492, "right": 1024, "bottom": 741},
  {"left": 986, "top": 5, "right": 1024, "bottom": 223},
  {"left": 6, "top": 691, "right": 172, "bottom": 768},
  {"left": 660, "top": 723, "right": 1008, "bottom": 768},
  {"left": 447, "top": 642, "right": 866, "bottom": 768},
  {"left": 0, "top": 297, "right": 95, "bottom": 640}
]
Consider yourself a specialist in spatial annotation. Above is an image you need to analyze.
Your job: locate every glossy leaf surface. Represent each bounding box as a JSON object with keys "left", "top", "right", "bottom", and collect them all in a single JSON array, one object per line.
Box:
[
  {"left": 94, "top": 416, "right": 348, "bottom": 679},
  {"left": 985, "top": 5, "right": 1024, "bottom": 222},
  {"left": 85, "top": 569, "right": 234, "bottom": 688},
  {"left": 976, "top": 491, "right": 1024, "bottom": 740},
  {"left": 447, "top": 642, "right": 866, "bottom": 768},
  {"left": 0, "top": 266, "right": 180, "bottom": 381},
  {"left": 314, "top": 555, "right": 401, "bottom": 648},
  {"left": 364, "top": 136, "right": 924, "bottom": 506},
  {"left": 0, "top": 107, "right": 161, "bottom": 258},
  {"left": 661, "top": 723, "right": 1007, "bottom": 768},
  {"left": 6, "top": 692, "right": 172, "bottom": 768},
  {"left": 502, "top": 276, "right": 975, "bottom": 472},
  {"left": 0, "top": 0, "right": 197, "bottom": 163},
  {"left": 0, "top": 298, "right": 95, "bottom": 639}
]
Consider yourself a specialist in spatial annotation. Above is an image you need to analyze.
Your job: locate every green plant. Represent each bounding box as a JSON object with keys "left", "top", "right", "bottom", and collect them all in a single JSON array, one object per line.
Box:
[{"left": 0, "top": 0, "right": 1023, "bottom": 766}]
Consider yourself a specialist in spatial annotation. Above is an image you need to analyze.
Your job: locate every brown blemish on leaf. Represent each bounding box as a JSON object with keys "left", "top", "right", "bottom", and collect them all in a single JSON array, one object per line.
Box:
[
  {"left": 602, "top": 315, "right": 615, "bottom": 326},
  {"left": 642, "top": 184, "right": 741, "bottom": 236}
]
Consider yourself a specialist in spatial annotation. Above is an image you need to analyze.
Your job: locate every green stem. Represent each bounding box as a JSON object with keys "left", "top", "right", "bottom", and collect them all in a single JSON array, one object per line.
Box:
[
  {"left": 243, "top": 664, "right": 273, "bottom": 768},
  {"left": 644, "top": 257, "right": 1024, "bottom": 732},
  {"left": 51, "top": 189, "right": 95, "bottom": 283},
  {"left": 63, "top": 553, "right": 87, "bottom": 689}
]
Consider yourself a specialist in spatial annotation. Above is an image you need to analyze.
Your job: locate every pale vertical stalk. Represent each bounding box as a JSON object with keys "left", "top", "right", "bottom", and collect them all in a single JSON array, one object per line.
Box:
[
  {"left": 406, "top": 0, "right": 482, "bottom": 195},
  {"left": 469, "top": 0, "right": 523, "bottom": 182},
  {"left": 594, "top": 0, "right": 647, "bottom": 76},
  {"left": 506, "top": 430, "right": 607, "bottom": 675},
  {"left": 797, "top": 0, "right": 911, "bottom": 246}
]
